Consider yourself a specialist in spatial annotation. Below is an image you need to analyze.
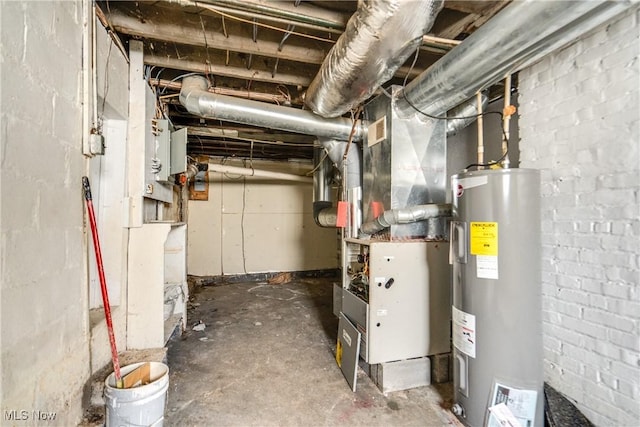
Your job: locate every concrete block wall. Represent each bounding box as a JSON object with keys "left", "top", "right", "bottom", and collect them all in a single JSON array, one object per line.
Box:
[
  {"left": 518, "top": 8, "right": 640, "bottom": 425},
  {"left": 1, "top": 2, "right": 130, "bottom": 424},
  {"left": 1, "top": 1, "right": 90, "bottom": 424}
]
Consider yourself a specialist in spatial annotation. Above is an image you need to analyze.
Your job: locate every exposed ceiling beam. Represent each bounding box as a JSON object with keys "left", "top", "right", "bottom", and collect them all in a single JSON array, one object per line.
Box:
[
  {"left": 144, "top": 45, "right": 315, "bottom": 87},
  {"left": 444, "top": 1, "right": 508, "bottom": 15},
  {"left": 151, "top": 78, "right": 291, "bottom": 104},
  {"left": 191, "top": 0, "right": 349, "bottom": 30},
  {"left": 106, "top": 3, "right": 331, "bottom": 65}
]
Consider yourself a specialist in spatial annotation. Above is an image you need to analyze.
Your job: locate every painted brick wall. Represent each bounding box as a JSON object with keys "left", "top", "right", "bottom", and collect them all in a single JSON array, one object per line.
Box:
[
  {"left": 519, "top": 8, "right": 640, "bottom": 425},
  {"left": 0, "top": 2, "right": 89, "bottom": 424}
]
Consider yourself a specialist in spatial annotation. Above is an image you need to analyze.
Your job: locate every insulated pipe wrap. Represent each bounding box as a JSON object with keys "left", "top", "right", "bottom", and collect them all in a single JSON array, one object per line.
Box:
[
  {"left": 180, "top": 76, "right": 365, "bottom": 141},
  {"left": 305, "top": 0, "right": 444, "bottom": 118}
]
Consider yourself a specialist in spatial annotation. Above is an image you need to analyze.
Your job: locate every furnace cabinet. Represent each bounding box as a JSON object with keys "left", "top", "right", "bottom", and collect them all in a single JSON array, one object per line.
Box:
[{"left": 339, "top": 238, "right": 451, "bottom": 364}]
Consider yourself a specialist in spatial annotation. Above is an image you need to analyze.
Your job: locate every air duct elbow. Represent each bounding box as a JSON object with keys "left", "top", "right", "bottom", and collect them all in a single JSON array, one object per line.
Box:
[
  {"left": 359, "top": 204, "right": 452, "bottom": 237},
  {"left": 313, "top": 202, "right": 337, "bottom": 227}
]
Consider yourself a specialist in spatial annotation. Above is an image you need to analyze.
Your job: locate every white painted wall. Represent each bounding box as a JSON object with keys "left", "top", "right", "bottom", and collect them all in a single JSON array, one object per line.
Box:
[
  {"left": 1, "top": 1, "right": 88, "bottom": 424},
  {"left": 0, "top": 2, "right": 130, "bottom": 424},
  {"left": 188, "top": 159, "right": 339, "bottom": 276},
  {"left": 519, "top": 8, "right": 640, "bottom": 425}
]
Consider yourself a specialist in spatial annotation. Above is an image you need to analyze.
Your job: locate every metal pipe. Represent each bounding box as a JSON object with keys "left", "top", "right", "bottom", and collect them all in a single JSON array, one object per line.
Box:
[
  {"left": 446, "top": 93, "right": 488, "bottom": 137},
  {"left": 396, "top": 0, "right": 635, "bottom": 117},
  {"left": 313, "top": 147, "right": 332, "bottom": 203},
  {"left": 180, "top": 76, "right": 365, "bottom": 141},
  {"left": 502, "top": 74, "right": 512, "bottom": 168},
  {"left": 359, "top": 204, "right": 452, "bottom": 237},
  {"left": 207, "top": 163, "right": 312, "bottom": 183},
  {"left": 313, "top": 147, "right": 334, "bottom": 226},
  {"left": 476, "top": 92, "right": 484, "bottom": 167},
  {"left": 305, "top": 0, "right": 443, "bottom": 118}
]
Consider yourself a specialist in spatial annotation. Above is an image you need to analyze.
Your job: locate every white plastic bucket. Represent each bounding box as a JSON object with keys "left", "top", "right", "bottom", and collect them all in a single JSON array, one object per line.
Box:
[{"left": 104, "top": 362, "right": 169, "bottom": 427}]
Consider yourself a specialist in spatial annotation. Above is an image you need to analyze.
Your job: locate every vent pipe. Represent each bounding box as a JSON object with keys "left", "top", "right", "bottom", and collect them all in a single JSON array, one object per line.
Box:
[
  {"left": 396, "top": 0, "right": 635, "bottom": 117},
  {"left": 313, "top": 138, "right": 362, "bottom": 227},
  {"left": 359, "top": 204, "right": 452, "bottom": 237},
  {"left": 180, "top": 76, "right": 365, "bottom": 141},
  {"left": 305, "top": 0, "right": 443, "bottom": 118}
]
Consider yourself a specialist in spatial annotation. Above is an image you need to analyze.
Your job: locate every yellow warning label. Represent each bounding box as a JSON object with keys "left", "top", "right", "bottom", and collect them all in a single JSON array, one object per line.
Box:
[{"left": 470, "top": 222, "right": 498, "bottom": 256}]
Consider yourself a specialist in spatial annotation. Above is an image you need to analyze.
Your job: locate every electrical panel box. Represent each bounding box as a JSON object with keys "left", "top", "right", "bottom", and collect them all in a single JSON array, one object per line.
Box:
[
  {"left": 340, "top": 238, "right": 451, "bottom": 365},
  {"left": 154, "top": 120, "right": 188, "bottom": 183}
]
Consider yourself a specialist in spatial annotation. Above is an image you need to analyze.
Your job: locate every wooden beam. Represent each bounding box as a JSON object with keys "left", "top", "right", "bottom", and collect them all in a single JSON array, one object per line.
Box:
[
  {"left": 106, "top": 2, "right": 331, "bottom": 65},
  {"left": 144, "top": 43, "right": 315, "bottom": 87}
]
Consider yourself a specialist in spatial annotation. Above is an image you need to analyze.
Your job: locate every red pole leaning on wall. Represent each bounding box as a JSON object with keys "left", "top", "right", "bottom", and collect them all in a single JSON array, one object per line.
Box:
[{"left": 82, "top": 176, "right": 123, "bottom": 388}]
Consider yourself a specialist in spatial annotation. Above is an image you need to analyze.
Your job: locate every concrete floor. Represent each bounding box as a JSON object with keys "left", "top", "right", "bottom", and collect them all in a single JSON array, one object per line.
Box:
[{"left": 165, "top": 277, "right": 460, "bottom": 426}]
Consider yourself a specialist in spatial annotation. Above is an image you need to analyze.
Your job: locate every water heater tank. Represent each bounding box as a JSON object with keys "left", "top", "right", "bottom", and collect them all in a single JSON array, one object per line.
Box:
[{"left": 450, "top": 169, "right": 543, "bottom": 427}]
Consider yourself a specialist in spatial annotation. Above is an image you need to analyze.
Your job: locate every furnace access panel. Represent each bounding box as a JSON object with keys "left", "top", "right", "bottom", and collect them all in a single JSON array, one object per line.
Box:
[{"left": 340, "top": 238, "right": 450, "bottom": 365}]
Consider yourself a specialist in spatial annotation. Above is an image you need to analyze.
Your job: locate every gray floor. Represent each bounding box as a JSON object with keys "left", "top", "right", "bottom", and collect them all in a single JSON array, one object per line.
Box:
[{"left": 165, "top": 277, "right": 459, "bottom": 426}]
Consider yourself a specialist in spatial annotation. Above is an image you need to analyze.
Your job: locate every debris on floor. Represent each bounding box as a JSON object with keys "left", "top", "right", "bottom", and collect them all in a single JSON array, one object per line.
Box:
[
  {"left": 192, "top": 320, "right": 206, "bottom": 331},
  {"left": 165, "top": 276, "right": 458, "bottom": 426}
]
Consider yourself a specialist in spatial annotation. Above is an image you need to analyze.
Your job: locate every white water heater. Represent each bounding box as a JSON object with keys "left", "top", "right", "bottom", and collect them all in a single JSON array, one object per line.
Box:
[{"left": 450, "top": 169, "right": 543, "bottom": 427}]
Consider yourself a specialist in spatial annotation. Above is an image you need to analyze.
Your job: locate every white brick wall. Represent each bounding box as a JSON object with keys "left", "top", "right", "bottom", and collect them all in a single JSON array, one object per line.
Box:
[{"left": 519, "top": 7, "right": 640, "bottom": 425}]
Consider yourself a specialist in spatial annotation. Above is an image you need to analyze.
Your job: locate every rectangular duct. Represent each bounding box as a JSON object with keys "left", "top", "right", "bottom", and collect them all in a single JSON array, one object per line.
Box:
[{"left": 363, "top": 86, "right": 446, "bottom": 239}]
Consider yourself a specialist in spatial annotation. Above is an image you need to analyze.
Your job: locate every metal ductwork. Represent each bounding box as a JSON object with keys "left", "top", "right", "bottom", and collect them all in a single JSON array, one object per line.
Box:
[
  {"left": 313, "top": 147, "right": 335, "bottom": 226},
  {"left": 318, "top": 138, "right": 361, "bottom": 190},
  {"left": 395, "top": 0, "right": 635, "bottom": 117},
  {"left": 446, "top": 92, "right": 488, "bottom": 137},
  {"left": 305, "top": 0, "right": 444, "bottom": 118},
  {"left": 180, "top": 76, "right": 365, "bottom": 141},
  {"left": 313, "top": 138, "right": 363, "bottom": 228},
  {"left": 359, "top": 204, "right": 452, "bottom": 237}
]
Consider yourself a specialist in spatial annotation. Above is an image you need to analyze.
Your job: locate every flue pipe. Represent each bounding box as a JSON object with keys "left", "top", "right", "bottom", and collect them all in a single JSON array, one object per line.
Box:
[
  {"left": 305, "top": 0, "right": 443, "bottom": 118},
  {"left": 208, "top": 163, "right": 312, "bottom": 183},
  {"left": 359, "top": 204, "right": 452, "bottom": 237},
  {"left": 396, "top": 0, "right": 635, "bottom": 117},
  {"left": 180, "top": 76, "right": 365, "bottom": 141}
]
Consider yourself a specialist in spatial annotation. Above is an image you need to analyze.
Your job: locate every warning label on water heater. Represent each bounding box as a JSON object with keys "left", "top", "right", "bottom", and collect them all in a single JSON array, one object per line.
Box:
[
  {"left": 452, "top": 306, "right": 476, "bottom": 358},
  {"left": 470, "top": 222, "right": 499, "bottom": 280},
  {"left": 470, "top": 222, "right": 498, "bottom": 255}
]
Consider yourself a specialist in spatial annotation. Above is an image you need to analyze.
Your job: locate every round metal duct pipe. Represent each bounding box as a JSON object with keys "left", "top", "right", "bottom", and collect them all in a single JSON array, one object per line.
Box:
[{"left": 179, "top": 76, "right": 365, "bottom": 141}]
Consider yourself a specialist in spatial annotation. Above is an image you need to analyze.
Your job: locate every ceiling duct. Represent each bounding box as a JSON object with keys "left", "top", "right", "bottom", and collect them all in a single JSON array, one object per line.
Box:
[
  {"left": 396, "top": 0, "right": 635, "bottom": 117},
  {"left": 305, "top": 0, "right": 444, "bottom": 118},
  {"left": 179, "top": 76, "right": 365, "bottom": 141}
]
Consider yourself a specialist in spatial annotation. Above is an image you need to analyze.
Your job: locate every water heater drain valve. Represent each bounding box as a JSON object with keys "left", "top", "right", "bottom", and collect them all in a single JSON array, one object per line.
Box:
[{"left": 451, "top": 403, "right": 465, "bottom": 417}]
